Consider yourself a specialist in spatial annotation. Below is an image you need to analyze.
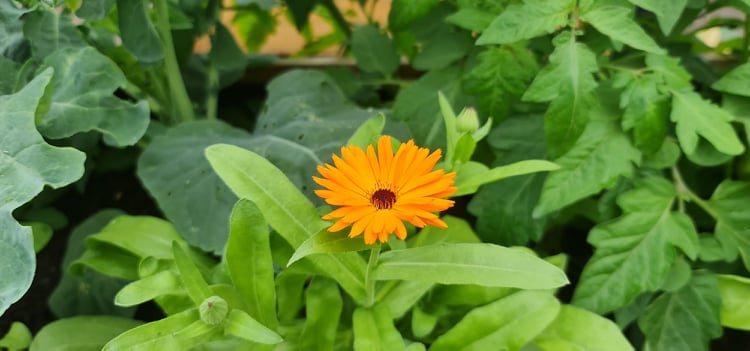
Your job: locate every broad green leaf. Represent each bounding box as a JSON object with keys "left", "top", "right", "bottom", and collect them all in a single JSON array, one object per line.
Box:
[
  {"left": 580, "top": 5, "right": 665, "bottom": 54},
  {"left": 116, "top": 0, "right": 164, "bottom": 64},
  {"left": 573, "top": 177, "right": 700, "bottom": 314},
  {"left": 388, "top": 0, "right": 440, "bottom": 29},
  {"left": 225, "top": 309, "right": 283, "bottom": 345},
  {"left": 0, "top": 2, "right": 28, "bottom": 57},
  {"left": 173, "top": 241, "right": 212, "bottom": 305},
  {"left": 523, "top": 32, "right": 599, "bottom": 157},
  {"left": 454, "top": 160, "right": 559, "bottom": 197},
  {"left": 0, "top": 69, "right": 85, "bottom": 316},
  {"left": 707, "top": 181, "right": 750, "bottom": 271},
  {"left": 378, "top": 280, "right": 434, "bottom": 320},
  {"left": 374, "top": 243, "right": 569, "bottom": 289},
  {"left": 532, "top": 305, "right": 634, "bottom": 351},
  {"left": 115, "top": 270, "right": 182, "bottom": 307},
  {"left": 712, "top": 62, "right": 750, "bottom": 97},
  {"left": 31, "top": 316, "right": 142, "bottom": 351},
  {"left": 717, "top": 274, "right": 750, "bottom": 330},
  {"left": 225, "top": 199, "right": 278, "bottom": 329},
  {"left": 103, "top": 308, "right": 199, "bottom": 350},
  {"left": 348, "top": 113, "right": 386, "bottom": 148},
  {"left": 620, "top": 73, "right": 670, "bottom": 154},
  {"left": 76, "top": 0, "right": 115, "bottom": 20},
  {"left": 205, "top": 144, "right": 367, "bottom": 300},
  {"left": 425, "top": 284, "right": 513, "bottom": 309},
  {"left": 300, "top": 277, "right": 343, "bottom": 351},
  {"left": 50, "top": 209, "right": 135, "bottom": 318},
  {"left": 408, "top": 215, "right": 481, "bottom": 248},
  {"left": 351, "top": 25, "right": 400, "bottom": 76},
  {"left": 627, "top": 0, "right": 688, "bottom": 34},
  {"left": 445, "top": 8, "right": 497, "bottom": 33},
  {"left": 37, "top": 47, "right": 149, "bottom": 147},
  {"left": 464, "top": 44, "right": 539, "bottom": 120},
  {"left": 23, "top": 6, "right": 85, "bottom": 58},
  {"left": 476, "top": 0, "right": 575, "bottom": 45},
  {"left": 430, "top": 291, "right": 560, "bottom": 351},
  {"left": 289, "top": 229, "right": 371, "bottom": 265},
  {"left": 393, "top": 66, "right": 465, "bottom": 149},
  {"left": 0, "top": 322, "right": 31, "bottom": 350},
  {"left": 353, "top": 305, "right": 405, "bottom": 351},
  {"left": 412, "top": 29, "right": 473, "bottom": 71},
  {"left": 0, "top": 56, "right": 19, "bottom": 94},
  {"left": 671, "top": 90, "right": 744, "bottom": 156},
  {"left": 638, "top": 273, "right": 722, "bottom": 351},
  {"left": 534, "top": 120, "right": 640, "bottom": 216}
]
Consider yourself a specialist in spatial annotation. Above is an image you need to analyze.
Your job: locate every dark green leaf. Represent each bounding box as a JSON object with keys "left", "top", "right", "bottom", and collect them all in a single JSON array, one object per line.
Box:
[
  {"left": 30, "top": 316, "right": 142, "bottom": 351},
  {"left": 411, "top": 29, "right": 473, "bottom": 71},
  {"left": 351, "top": 25, "right": 400, "bottom": 76},
  {"left": 638, "top": 273, "right": 722, "bottom": 351},
  {"left": 23, "top": 7, "right": 85, "bottom": 58},
  {"left": 627, "top": 0, "right": 688, "bottom": 34},
  {"left": 209, "top": 22, "right": 247, "bottom": 73},
  {"left": 116, "top": 0, "right": 164, "bottom": 64},
  {"left": 620, "top": 74, "right": 669, "bottom": 154},
  {"left": 76, "top": 0, "right": 116, "bottom": 20},
  {"left": 388, "top": 0, "right": 440, "bottom": 29},
  {"left": 476, "top": 0, "right": 575, "bottom": 45},
  {"left": 445, "top": 8, "right": 497, "bottom": 32}
]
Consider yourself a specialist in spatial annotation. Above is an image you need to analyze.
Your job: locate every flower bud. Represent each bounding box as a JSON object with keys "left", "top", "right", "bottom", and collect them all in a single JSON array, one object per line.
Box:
[
  {"left": 199, "top": 295, "right": 229, "bottom": 325},
  {"left": 456, "top": 107, "right": 479, "bottom": 134}
]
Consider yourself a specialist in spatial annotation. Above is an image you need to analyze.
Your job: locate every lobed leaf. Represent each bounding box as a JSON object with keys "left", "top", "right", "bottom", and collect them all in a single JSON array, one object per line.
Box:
[
  {"left": 627, "top": 0, "right": 688, "bottom": 34},
  {"left": 580, "top": 4, "right": 665, "bottom": 54},
  {"left": 351, "top": 25, "right": 400, "bottom": 76},
  {"left": 477, "top": 0, "right": 575, "bottom": 45},
  {"left": 671, "top": 90, "right": 744, "bottom": 156}
]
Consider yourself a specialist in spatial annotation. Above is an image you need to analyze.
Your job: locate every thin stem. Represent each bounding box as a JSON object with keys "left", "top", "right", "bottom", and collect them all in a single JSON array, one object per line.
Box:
[
  {"left": 364, "top": 244, "right": 381, "bottom": 307},
  {"left": 373, "top": 280, "right": 398, "bottom": 303},
  {"left": 671, "top": 166, "right": 718, "bottom": 218},
  {"left": 206, "top": 62, "right": 219, "bottom": 120},
  {"left": 154, "top": 0, "right": 195, "bottom": 123}
]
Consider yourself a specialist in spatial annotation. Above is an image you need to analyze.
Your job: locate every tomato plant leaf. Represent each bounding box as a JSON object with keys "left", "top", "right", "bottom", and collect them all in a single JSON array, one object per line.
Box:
[{"left": 476, "top": 0, "right": 575, "bottom": 45}]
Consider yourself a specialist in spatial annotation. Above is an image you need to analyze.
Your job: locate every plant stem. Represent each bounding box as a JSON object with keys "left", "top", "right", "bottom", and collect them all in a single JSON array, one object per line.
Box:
[
  {"left": 364, "top": 244, "right": 381, "bottom": 307},
  {"left": 671, "top": 166, "right": 718, "bottom": 218},
  {"left": 206, "top": 62, "right": 219, "bottom": 120},
  {"left": 154, "top": 0, "right": 195, "bottom": 123},
  {"left": 743, "top": 13, "right": 750, "bottom": 62}
]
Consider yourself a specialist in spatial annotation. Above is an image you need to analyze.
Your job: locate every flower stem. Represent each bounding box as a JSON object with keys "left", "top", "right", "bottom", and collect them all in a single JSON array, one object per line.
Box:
[
  {"left": 154, "top": 0, "right": 195, "bottom": 123},
  {"left": 364, "top": 244, "right": 381, "bottom": 307}
]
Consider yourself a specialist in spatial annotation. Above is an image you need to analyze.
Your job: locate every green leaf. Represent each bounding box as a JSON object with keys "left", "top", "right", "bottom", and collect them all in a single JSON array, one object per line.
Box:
[
  {"left": 225, "top": 309, "right": 283, "bottom": 345},
  {"left": 627, "top": 0, "right": 688, "bottom": 34},
  {"left": 388, "top": 0, "right": 440, "bottom": 29},
  {"left": 76, "top": 0, "right": 115, "bottom": 20},
  {"left": 173, "top": 241, "right": 212, "bottom": 305},
  {"left": 102, "top": 308, "right": 198, "bottom": 350},
  {"left": 225, "top": 199, "right": 278, "bottom": 329},
  {"left": 707, "top": 180, "right": 750, "bottom": 272},
  {"left": 580, "top": 5, "right": 665, "bottom": 54},
  {"left": 0, "top": 69, "right": 85, "bottom": 315},
  {"left": 379, "top": 280, "right": 434, "bottom": 320},
  {"left": 374, "top": 243, "right": 569, "bottom": 289},
  {"left": 232, "top": 4, "right": 277, "bottom": 52},
  {"left": 523, "top": 32, "right": 599, "bottom": 157},
  {"left": 717, "top": 274, "right": 750, "bottom": 330},
  {"left": 620, "top": 73, "right": 670, "bottom": 154},
  {"left": 209, "top": 22, "right": 247, "bottom": 74},
  {"left": 464, "top": 44, "right": 539, "bottom": 119},
  {"left": 31, "top": 316, "right": 142, "bottom": 351},
  {"left": 454, "top": 160, "right": 559, "bottom": 197},
  {"left": 300, "top": 277, "right": 343, "bottom": 351},
  {"left": 289, "top": 229, "right": 372, "bottom": 266},
  {"left": 411, "top": 29, "right": 473, "bottom": 71},
  {"left": 0, "top": 322, "right": 31, "bottom": 350},
  {"left": 116, "top": 0, "right": 164, "bottom": 64},
  {"left": 408, "top": 215, "right": 481, "bottom": 248},
  {"left": 646, "top": 54, "right": 693, "bottom": 91},
  {"left": 532, "top": 305, "right": 634, "bottom": 351},
  {"left": 37, "top": 47, "right": 149, "bottom": 147},
  {"left": 347, "top": 113, "right": 386, "bottom": 149},
  {"left": 430, "top": 291, "right": 560, "bottom": 351},
  {"left": 353, "top": 305, "right": 405, "bottom": 351},
  {"left": 476, "top": 0, "right": 575, "bottom": 45},
  {"left": 115, "top": 270, "right": 182, "bottom": 307},
  {"left": 351, "top": 25, "right": 400, "bottom": 76},
  {"left": 445, "top": 8, "right": 497, "bottom": 33},
  {"left": 205, "top": 144, "right": 367, "bottom": 301},
  {"left": 638, "top": 273, "right": 722, "bottom": 351},
  {"left": 534, "top": 120, "right": 641, "bottom": 216},
  {"left": 713, "top": 62, "right": 750, "bottom": 97},
  {"left": 671, "top": 90, "right": 744, "bottom": 156},
  {"left": 23, "top": 6, "right": 85, "bottom": 58},
  {"left": 573, "top": 177, "right": 700, "bottom": 314}
]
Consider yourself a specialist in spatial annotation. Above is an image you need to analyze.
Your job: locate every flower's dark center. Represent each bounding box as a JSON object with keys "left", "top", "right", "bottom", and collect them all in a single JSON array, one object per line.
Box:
[{"left": 371, "top": 189, "right": 397, "bottom": 210}]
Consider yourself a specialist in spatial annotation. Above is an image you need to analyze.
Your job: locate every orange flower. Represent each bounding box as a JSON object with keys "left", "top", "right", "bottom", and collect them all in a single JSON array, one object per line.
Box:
[{"left": 313, "top": 135, "right": 457, "bottom": 244}]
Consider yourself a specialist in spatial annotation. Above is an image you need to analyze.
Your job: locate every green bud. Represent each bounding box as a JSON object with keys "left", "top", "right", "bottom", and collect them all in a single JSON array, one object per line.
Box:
[
  {"left": 456, "top": 107, "right": 479, "bottom": 134},
  {"left": 199, "top": 296, "right": 229, "bottom": 325}
]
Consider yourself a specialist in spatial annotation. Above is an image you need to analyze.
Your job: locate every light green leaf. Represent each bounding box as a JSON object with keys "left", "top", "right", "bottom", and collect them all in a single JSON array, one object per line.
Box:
[
  {"left": 717, "top": 274, "right": 750, "bottom": 330},
  {"left": 31, "top": 316, "right": 142, "bottom": 351},
  {"left": 289, "top": 229, "right": 371, "bottom": 266},
  {"left": 627, "top": 0, "right": 688, "bottom": 34},
  {"left": 348, "top": 113, "right": 386, "bottom": 149},
  {"left": 388, "top": 0, "right": 440, "bottom": 29},
  {"left": 532, "top": 305, "right": 634, "bottom": 351},
  {"left": 408, "top": 215, "right": 481, "bottom": 248},
  {"left": 445, "top": 8, "right": 496, "bottom": 32},
  {"left": 102, "top": 308, "right": 198, "bottom": 350},
  {"left": 713, "top": 62, "right": 750, "bottom": 97},
  {"left": 0, "top": 69, "right": 85, "bottom": 316},
  {"left": 707, "top": 180, "right": 750, "bottom": 272},
  {"left": 353, "top": 305, "right": 405, "bottom": 351},
  {"left": 379, "top": 280, "right": 434, "bottom": 320},
  {"left": 173, "top": 241, "right": 212, "bottom": 305},
  {"left": 225, "top": 199, "right": 278, "bottom": 329},
  {"left": 580, "top": 5, "right": 665, "bottom": 54},
  {"left": 454, "top": 160, "right": 559, "bottom": 197},
  {"left": 225, "top": 309, "right": 283, "bottom": 345},
  {"left": 534, "top": 121, "right": 641, "bottom": 217},
  {"left": 573, "top": 177, "right": 700, "bottom": 314},
  {"left": 351, "top": 25, "right": 400, "bottom": 76},
  {"left": 205, "top": 144, "right": 367, "bottom": 301},
  {"left": 671, "top": 90, "right": 744, "bottom": 156},
  {"left": 638, "top": 273, "right": 722, "bottom": 351},
  {"left": 300, "top": 277, "right": 343, "bottom": 351},
  {"left": 476, "top": 0, "right": 575, "bottom": 45},
  {"left": 37, "top": 47, "right": 149, "bottom": 147},
  {"left": 431, "top": 291, "right": 560, "bottom": 351},
  {"left": 374, "top": 243, "right": 569, "bottom": 289},
  {"left": 0, "top": 322, "right": 31, "bottom": 350},
  {"left": 115, "top": 270, "right": 181, "bottom": 307},
  {"left": 646, "top": 54, "right": 693, "bottom": 91},
  {"left": 116, "top": 0, "right": 164, "bottom": 64}
]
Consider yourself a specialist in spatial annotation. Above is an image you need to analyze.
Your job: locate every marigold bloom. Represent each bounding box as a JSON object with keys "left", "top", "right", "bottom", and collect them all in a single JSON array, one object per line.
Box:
[{"left": 313, "top": 135, "right": 457, "bottom": 244}]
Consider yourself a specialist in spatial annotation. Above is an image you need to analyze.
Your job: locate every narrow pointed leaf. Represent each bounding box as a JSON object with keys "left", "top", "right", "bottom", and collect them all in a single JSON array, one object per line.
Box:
[
  {"left": 173, "top": 241, "right": 212, "bottom": 305},
  {"left": 225, "top": 309, "right": 283, "bottom": 345},
  {"left": 300, "top": 277, "right": 343, "bottom": 351},
  {"left": 289, "top": 229, "right": 371, "bottom": 266}
]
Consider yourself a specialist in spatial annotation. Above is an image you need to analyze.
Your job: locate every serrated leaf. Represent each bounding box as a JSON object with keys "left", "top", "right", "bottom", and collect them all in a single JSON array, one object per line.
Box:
[
  {"left": 476, "top": 0, "right": 575, "bottom": 45},
  {"left": 534, "top": 121, "right": 640, "bottom": 217},
  {"left": 351, "top": 25, "right": 400, "bottom": 76},
  {"left": 628, "top": 0, "right": 688, "bottom": 34},
  {"left": 671, "top": 90, "right": 744, "bottom": 156},
  {"left": 580, "top": 5, "right": 665, "bottom": 54},
  {"left": 712, "top": 62, "right": 750, "bottom": 97},
  {"left": 717, "top": 274, "right": 750, "bottom": 330},
  {"left": 573, "top": 177, "right": 700, "bottom": 314},
  {"left": 388, "top": 0, "right": 440, "bottom": 29},
  {"left": 707, "top": 181, "right": 750, "bottom": 272},
  {"left": 0, "top": 69, "right": 85, "bottom": 316},
  {"left": 445, "top": 8, "right": 496, "bottom": 32},
  {"left": 638, "top": 273, "right": 722, "bottom": 351},
  {"left": 36, "top": 47, "right": 149, "bottom": 147},
  {"left": 532, "top": 305, "right": 634, "bottom": 351},
  {"left": 430, "top": 291, "right": 560, "bottom": 351},
  {"left": 646, "top": 54, "right": 693, "bottom": 90}
]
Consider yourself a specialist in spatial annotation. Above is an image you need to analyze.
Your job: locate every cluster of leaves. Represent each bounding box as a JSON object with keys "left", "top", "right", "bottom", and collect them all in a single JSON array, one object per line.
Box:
[{"left": 3, "top": 0, "right": 750, "bottom": 350}]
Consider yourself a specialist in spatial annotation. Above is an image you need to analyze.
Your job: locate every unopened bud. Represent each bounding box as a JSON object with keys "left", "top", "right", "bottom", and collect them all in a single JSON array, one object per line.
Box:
[
  {"left": 456, "top": 107, "right": 479, "bottom": 134},
  {"left": 199, "top": 296, "right": 229, "bottom": 325}
]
